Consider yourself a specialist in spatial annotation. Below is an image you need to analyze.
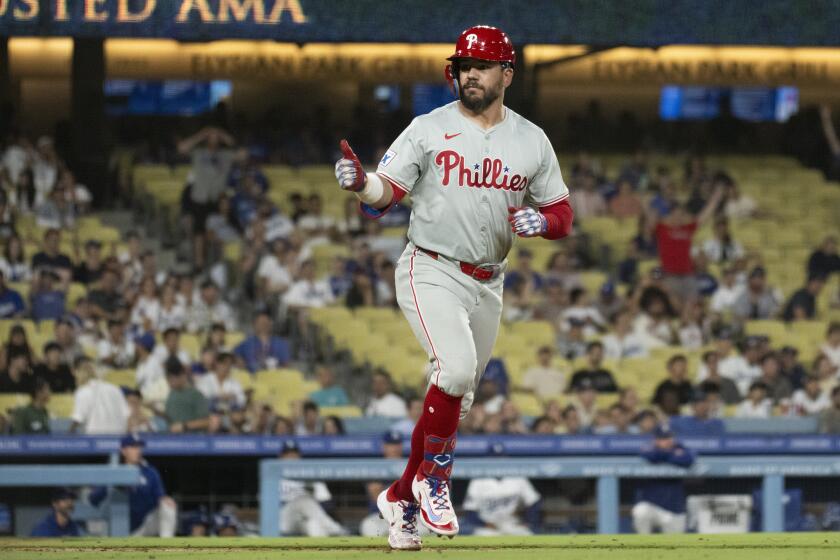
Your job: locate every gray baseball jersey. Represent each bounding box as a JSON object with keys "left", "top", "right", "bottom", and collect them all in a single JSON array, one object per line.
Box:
[{"left": 376, "top": 100, "right": 569, "bottom": 265}]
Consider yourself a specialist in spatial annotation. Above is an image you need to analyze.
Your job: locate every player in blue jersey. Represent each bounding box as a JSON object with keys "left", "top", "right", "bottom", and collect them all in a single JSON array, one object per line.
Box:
[
  {"left": 30, "top": 487, "right": 82, "bottom": 537},
  {"left": 90, "top": 433, "right": 177, "bottom": 537},
  {"left": 632, "top": 424, "right": 695, "bottom": 533}
]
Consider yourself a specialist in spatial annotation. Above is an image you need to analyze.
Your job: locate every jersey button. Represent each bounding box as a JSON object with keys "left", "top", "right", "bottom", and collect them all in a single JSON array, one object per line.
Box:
[{"left": 484, "top": 135, "right": 490, "bottom": 140}]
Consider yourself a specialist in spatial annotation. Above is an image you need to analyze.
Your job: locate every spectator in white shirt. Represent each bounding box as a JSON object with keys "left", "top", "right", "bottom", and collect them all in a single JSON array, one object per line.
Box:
[
  {"left": 257, "top": 239, "right": 294, "bottom": 299},
  {"left": 735, "top": 382, "right": 773, "bottom": 418},
  {"left": 297, "top": 194, "right": 336, "bottom": 237},
  {"left": 70, "top": 357, "right": 129, "bottom": 434},
  {"left": 709, "top": 266, "right": 742, "bottom": 314},
  {"left": 157, "top": 283, "right": 187, "bottom": 332},
  {"left": 602, "top": 311, "right": 647, "bottom": 360},
  {"left": 195, "top": 352, "right": 246, "bottom": 412},
  {"left": 131, "top": 277, "right": 161, "bottom": 331},
  {"left": 1, "top": 132, "right": 30, "bottom": 186},
  {"left": 284, "top": 260, "right": 334, "bottom": 310},
  {"left": 790, "top": 375, "right": 831, "bottom": 416},
  {"left": 561, "top": 287, "right": 607, "bottom": 338},
  {"left": 133, "top": 333, "right": 167, "bottom": 408},
  {"left": 521, "top": 346, "right": 565, "bottom": 398},
  {"left": 152, "top": 327, "right": 192, "bottom": 367},
  {"left": 97, "top": 320, "right": 136, "bottom": 369},
  {"left": 697, "top": 218, "right": 744, "bottom": 264},
  {"left": 187, "top": 280, "right": 235, "bottom": 334},
  {"left": 820, "top": 322, "right": 840, "bottom": 373},
  {"left": 365, "top": 370, "right": 408, "bottom": 418}
]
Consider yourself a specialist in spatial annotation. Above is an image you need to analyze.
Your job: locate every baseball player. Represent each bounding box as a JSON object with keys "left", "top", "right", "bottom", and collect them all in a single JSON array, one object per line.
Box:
[
  {"left": 89, "top": 434, "right": 177, "bottom": 537},
  {"left": 632, "top": 424, "right": 695, "bottom": 534},
  {"left": 461, "top": 445, "right": 542, "bottom": 536},
  {"left": 335, "top": 25, "right": 573, "bottom": 550},
  {"left": 277, "top": 440, "right": 347, "bottom": 537}
]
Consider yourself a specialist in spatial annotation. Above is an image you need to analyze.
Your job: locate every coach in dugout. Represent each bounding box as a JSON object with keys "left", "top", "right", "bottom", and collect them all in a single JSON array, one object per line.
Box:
[
  {"left": 30, "top": 487, "right": 82, "bottom": 537},
  {"left": 89, "top": 434, "right": 177, "bottom": 537},
  {"left": 632, "top": 424, "right": 695, "bottom": 534}
]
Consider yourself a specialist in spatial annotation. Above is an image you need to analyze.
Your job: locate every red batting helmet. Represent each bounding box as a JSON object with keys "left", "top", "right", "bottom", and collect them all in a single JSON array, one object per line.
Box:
[{"left": 447, "top": 25, "right": 515, "bottom": 67}]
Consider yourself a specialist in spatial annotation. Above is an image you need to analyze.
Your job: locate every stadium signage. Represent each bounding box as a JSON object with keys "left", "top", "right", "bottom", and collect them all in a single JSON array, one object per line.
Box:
[{"left": 0, "top": 0, "right": 308, "bottom": 24}]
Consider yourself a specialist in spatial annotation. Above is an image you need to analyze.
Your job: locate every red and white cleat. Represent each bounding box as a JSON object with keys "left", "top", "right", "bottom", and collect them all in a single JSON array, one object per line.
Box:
[
  {"left": 411, "top": 472, "right": 459, "bottom": 536},
  {"left": 377, "top": 488, "right": 422, "bottom": 551}
]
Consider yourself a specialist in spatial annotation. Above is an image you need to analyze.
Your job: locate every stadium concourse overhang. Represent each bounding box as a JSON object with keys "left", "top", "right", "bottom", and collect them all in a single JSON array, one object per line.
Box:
[{"left": 4, "top": 1, "right": 840, "bottom": 195}]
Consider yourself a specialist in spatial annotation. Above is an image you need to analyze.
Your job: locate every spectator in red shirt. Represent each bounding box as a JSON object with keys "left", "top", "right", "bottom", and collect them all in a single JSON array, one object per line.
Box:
[{"left": 653, "top": 186, "right": 724, "bottom": 302}]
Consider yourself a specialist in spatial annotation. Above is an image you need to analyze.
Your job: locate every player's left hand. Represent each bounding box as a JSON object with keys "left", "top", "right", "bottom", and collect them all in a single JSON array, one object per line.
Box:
[{"left": 508, "top": 206, "right": 546, "bottom": 238}]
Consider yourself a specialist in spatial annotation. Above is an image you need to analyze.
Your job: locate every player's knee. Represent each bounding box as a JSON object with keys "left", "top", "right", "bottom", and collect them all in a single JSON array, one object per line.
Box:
[
  {"left": 632, "top": 502, "right": 651, "bottom": 519},
  {"left": 439, "top": 354, "right": 478, "bottom": 396}
]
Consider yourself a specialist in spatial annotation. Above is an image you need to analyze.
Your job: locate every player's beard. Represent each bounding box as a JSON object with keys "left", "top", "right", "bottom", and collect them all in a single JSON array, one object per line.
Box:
[{"left": 459, "top": 79, "right": 502, "bottom": 113}]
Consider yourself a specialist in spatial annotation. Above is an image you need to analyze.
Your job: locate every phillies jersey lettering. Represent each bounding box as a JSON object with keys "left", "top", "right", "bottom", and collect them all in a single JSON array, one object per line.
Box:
[{"left": 377, "top": 101, "right": 568, "bottom": 265}]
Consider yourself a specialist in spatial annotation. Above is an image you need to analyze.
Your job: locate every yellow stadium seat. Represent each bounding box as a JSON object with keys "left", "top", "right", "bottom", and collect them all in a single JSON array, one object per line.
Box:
[
  {"left": 511, "top": 393, "right": 544, "bottom": 416},
  {"left": 0, "top": 393, "right": 29, "bottom": 414},
  {"left": 47, "top": 394, "right": 75, "bottom": 418},
  {"left": 232, "top": 369, "right": 253, "bottom": 391},
  {"left": 104, "top": 369, "right": 136, "bottom": 388},
  {"left": 320, "top": 405, "right": 363, "bottom": 418}
]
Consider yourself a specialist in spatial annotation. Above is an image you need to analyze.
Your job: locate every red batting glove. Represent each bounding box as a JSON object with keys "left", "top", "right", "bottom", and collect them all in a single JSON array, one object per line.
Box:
[{"left": 335, "top": 139, "right": 367, "bottom": 192}]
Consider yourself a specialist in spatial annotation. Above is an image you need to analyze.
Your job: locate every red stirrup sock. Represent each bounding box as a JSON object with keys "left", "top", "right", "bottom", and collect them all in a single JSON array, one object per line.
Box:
[
  {"left": 392, "top": 385, "right": 462, "bottom": 499},
  {"left": 419, "top": 385, "right": 461, "bottom": 479}
]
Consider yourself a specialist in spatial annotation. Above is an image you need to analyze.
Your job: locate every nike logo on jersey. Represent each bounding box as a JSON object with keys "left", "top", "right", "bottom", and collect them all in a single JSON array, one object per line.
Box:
[{"left": 444, "top": 133, "right": 461, "bottom": 140}]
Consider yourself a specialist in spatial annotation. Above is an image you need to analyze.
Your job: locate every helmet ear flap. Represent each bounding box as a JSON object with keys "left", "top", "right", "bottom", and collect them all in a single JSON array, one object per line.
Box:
[{"left": 445, "top": 64, "right": 460, "bottom": 98}]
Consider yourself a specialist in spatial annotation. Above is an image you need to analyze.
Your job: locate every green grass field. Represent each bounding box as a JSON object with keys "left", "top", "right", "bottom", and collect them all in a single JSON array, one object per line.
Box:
[{"left": 2, "top": 534, "right": 840, "bottom": 560}]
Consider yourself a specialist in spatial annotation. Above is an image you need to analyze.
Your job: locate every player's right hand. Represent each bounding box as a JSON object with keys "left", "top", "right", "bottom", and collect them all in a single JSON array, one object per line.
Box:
[{"left": 335, "top": 139, "right": 367, "bottom": 192}]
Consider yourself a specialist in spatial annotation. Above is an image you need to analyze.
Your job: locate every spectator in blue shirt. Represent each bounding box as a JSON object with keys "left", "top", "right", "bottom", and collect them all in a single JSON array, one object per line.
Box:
[
  {"left": 233, "top": 310, "right": 290, "bottom": 373},
  {"left": 632, "top": 424, "right": 695, "bottom": 534},
  {"left": 30, "top": 488, "right": 81, "bottom": 537},
  {"left": 31, "top": 270, "right": 66, "bottom": 322},
  {"left": 0, "top": 270, "right": 25, "bottom": 318},
  {"left": 90, "top": 434, "right": 177, "bottom": 537},
  {"left": 308, "top": 365, "right": 349, "bottom": 407}
]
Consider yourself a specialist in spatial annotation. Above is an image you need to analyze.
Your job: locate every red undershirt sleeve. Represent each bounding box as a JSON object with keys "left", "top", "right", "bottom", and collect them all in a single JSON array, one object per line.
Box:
[{"left": 539, "top": 199, "right": 574, "bottom": 240}]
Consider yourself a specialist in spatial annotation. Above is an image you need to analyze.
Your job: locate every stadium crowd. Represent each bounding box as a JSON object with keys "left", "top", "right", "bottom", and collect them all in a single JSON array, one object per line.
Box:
[{"left": 0, "top": 127, "right": 839, "bottom": 446}]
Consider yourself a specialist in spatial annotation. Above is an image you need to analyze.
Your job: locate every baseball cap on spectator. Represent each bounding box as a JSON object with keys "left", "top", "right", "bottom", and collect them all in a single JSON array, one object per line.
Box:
[
  {"left": 122, "top": 387, "right": 142, "bottom": 399},
  {"left": 120, "top": 433, "right": 145, "bottom": 448},
  {"left": 715, "top": 327, "right": 735, "bottom": 341},
  {"left": 165, "top": 356, "right": 186, "bottom": 376},
  {"left": 600, "top": 281, "right": 616, "bottom": 297},
  {"left": 84, "top": 239, "right": 102, "bottom": 250},
  {"left": 382, "top": 430, "right": 402, "bottom": 445},
  {"left": 744, "top": 336, "right": 763, "bottom": 350},
  {"left": 690, "top": 389, "right": 708, "bottom": 403},
  {"left": 134, "top": 333, "right": 155, "bottom": 352},
  {"left": 653, "top": 424, "right": 674, "bottom": 439},
  {"left": 567, "top": 317, "right": 586, "bottom": 329},
  {"left": 280, "top": 439, "right": 300, "bottom": 454},
  {"left": 749, "top": 266, "right": 766, "bottom": 279},
  {"left": 489, "top": 442, "right": 506, "bottom": 456},
  {"left": 52, "top": 487, "right": 77, "bottom": 502},
  {"left": 517, "top": 248, "right": 533, "bottom": 258},
  {"left": 780, "top": 346, "right": 799, "bottom": 356}
]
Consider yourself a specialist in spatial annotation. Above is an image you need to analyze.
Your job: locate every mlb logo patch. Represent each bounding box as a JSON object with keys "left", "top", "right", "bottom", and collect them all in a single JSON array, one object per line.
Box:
[{"left": 380, "top": 150, "right": 396, "bottom": 167}]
